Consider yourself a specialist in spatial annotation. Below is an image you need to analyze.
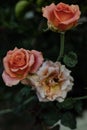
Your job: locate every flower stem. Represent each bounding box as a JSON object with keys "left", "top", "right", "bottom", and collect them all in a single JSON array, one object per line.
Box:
[
  {"left": 73, "top": 95, "right": 87, "bottom": 101},
  {"left": 57, "top": 32, "right": 65, "bottom": 61},
  {"left": 0, "top": 96, "right": 35, "bottom": 115},
  {"left": 0, "top": 108, "right": 13, "bottom": 115},
  {"left": 21, "top": 96, "right": 36, "bottom": 106}
]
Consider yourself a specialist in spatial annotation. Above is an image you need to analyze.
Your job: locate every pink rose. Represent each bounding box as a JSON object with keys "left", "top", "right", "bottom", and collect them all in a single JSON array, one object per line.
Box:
[
  {"left": 2, "top": 47, "right": 44, "bottom": 87},
  {"left": 23, "top": 61, "right": 74, "bottom": 102},
  {"left": 42, "top": 2, "right": 81, "bottom": 32}
]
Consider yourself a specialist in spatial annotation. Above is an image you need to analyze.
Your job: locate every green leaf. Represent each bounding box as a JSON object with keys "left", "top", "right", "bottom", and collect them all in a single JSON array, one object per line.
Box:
[
  {"left": 13, "top": 96, "right": 35, "bottom": 114},
  {"left": 14, "top": 86, "right": 31, "bottom": 103},
  {"left": 74, "top": 101, "right": 83, "bottom": 114},
  {"left": 43, "top": 109, "right": 61, "bottom": 126},
  {"left": 57, "top": 98, "right": 75, "bottom": 110},
  {"left": 61, "top": 112, "right": 76, "bottom": 129},
  {"left": 3, "top": 92, "right": 13, "bottom": 100},
  {"left": 63, "top": 51, "right": 78, "bottom": 68}
]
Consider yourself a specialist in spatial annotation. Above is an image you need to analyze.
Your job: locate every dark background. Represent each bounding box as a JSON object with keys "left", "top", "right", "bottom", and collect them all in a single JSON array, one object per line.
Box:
[{"left": 0, "top": 0, "right": 87, "bottom": 130}]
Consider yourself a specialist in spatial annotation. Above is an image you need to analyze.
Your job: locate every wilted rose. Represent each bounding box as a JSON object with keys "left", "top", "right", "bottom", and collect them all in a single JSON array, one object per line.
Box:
[
  {"left": 2, "top": 47, "right": 43, "bottom": 87},
  {"left": 24, "top": 61, "right": 74, "bottom": 102},
  {"left": 42, "top": 2, "right": 81, "bottom": 32}
]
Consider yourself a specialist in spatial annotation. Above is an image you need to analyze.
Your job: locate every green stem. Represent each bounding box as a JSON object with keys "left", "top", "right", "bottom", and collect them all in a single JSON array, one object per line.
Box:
[
  {"left": 57, "top": 32, "right": 65, "bottom": 61},
  {"left": 21, "top": 96, "right": 35, "bottom": 106},
  {"left": 0, "top": 96, "right": 35, "bottom": 115},
  {"left": 73, "top": 95, "right": 87, "bottom": 101},
  {"left": 0, "top": 108, "right": 13, "bottom": 115}
]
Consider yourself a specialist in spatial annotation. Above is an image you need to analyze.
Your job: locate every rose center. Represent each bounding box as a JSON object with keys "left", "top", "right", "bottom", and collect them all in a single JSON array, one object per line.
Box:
[
  {"left": 55, "top": 10, "right": 74, "bottom": 22},
  {"left": 9, "top": 52, "right": 26, "bottom": 68}
]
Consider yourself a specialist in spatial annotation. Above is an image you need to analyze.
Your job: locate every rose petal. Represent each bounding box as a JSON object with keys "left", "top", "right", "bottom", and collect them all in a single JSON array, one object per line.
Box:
[
  {"left": 29, "top": 53, "right": 35, "bottom": 67},
  {"left": 30, "top": 50, "right": 44, "bottom": 73},
  {"left": 42, "top": 3, "right": 56, "bottom": 22},
  {"left": 2, "top": 71, "right": 20, "bottom": 87},
  {"left": 3, "top": 56, "right": 16, "bottom": 78},
  {"left": 58, "top": 5, "right": 81, "bottom": 25},
  {"left": 36, "top": 91, "right": 48, "bottom": 102}
]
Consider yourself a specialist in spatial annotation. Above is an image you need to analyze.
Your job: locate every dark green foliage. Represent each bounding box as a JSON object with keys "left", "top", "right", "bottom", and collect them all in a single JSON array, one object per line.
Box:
[
  {"left": 43, "top": 109, "right": 61, "bottom": 126},
  {"left": 63, "top": 51, "right": 78, "bottom": 68},
  {"left": 14, "top": 86, "right": 31, "bottom": 103},
  {"left": 57, "top": 98, "right": 75, "bottom": 110},
  {"left": 61, "top": 112, "right": 76, "bottom": 129},
  {"left": 74, "top": 101, "right": 83, "bottom": 114}
]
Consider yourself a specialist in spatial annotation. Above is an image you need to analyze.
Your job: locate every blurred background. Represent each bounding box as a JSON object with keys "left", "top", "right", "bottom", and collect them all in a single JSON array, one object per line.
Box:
[{"left": 0, "top": 0, "right": 87, "bottom": 130}]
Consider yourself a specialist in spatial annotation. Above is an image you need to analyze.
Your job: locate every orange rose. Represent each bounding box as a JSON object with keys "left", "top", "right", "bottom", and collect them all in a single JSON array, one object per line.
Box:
[
  {"left": 2, "top": 47, "right": 44, "bottom": 86},
  {"left": 42, "top": 2, "right": 81, "bottom": 32}
]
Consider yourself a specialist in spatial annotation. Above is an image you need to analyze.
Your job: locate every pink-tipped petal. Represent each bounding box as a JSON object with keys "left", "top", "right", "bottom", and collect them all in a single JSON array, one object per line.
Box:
[
  {"left": 2, "top": 71, "right": 20, "bottom": 87},
  {"left": 30, "top": 50, "right": 44, "bottom": 73},
  {"left": 42, "top": 3, "right": 56, "bottom": 22},
  {"left": 29, "top": 54, "right": 35, "bottom": 67}
]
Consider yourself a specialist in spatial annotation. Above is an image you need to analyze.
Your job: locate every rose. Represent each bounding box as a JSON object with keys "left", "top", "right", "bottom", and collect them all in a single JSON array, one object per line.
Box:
[
  {"left": 23, "top": 61, "right": 74, "bottom": 102},
  {"left": 36, "top": 61, "right": 74, "bottom": 102},
  {"left": 2, "top": 47, "right": 44, "bottom": 87},
  {"left": 42, "top": 2, "right": 81, "bottom": 32}
]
